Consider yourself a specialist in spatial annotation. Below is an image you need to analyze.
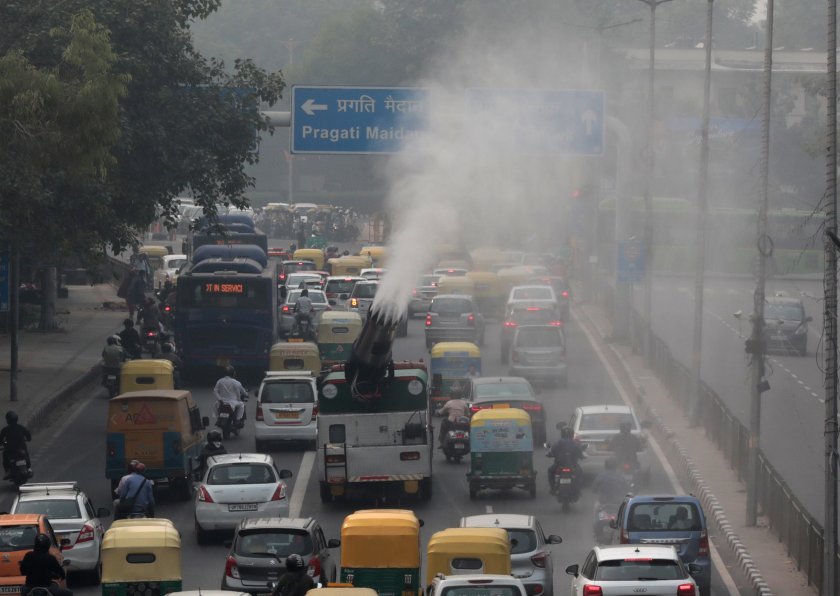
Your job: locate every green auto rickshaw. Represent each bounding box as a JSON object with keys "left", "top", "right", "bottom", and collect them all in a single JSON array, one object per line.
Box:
[
  {"left": 467, "top": 407, "right": 536, "bottom": 499},
  {"left": 318, "top": 311, "right": 363, "bottom": 369},
  {"left": 429, "top": 342, "right": 481, "bottom": 414}
]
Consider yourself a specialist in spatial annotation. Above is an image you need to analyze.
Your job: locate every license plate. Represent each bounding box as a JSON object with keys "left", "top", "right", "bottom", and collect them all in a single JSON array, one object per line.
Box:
[
  {"left": 275, "top": 411, "right": 298, "bottom": 419},
  {"left": 0, "top": 586, "right": 21, "bottom": 594},
  {"left": 107, "top": 375, "right": 117, "bottom": 381},
  {"left": 15, "top": 461, "right": 26, "bottom": 466},
  {"left": 228, "top": 503, "right": 258, "bottom": 512},
  {"left": 288, "top": 338, "right": 304, "bottom": 343},
  {"left": 492, "top": 403, "right": 510, "bottom": 409},
  {"left": 558, "top": 478, "right": 572, "bottom": 484},
  {"left": 218, "top": 413, "right": 229, "bottom": 419},
  {"left": 454, "top": 444, "right": 466, "bottom": 450}
]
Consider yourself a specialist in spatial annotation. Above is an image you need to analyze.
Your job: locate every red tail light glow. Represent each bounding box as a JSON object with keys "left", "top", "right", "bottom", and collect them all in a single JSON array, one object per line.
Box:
[
  {"left": 76, "top": 523, "right": 95, "bottom": 544},
  {"left": 225, "top": 556, "right": 240, "bottom": 579},
  {"left": 270, "top": 484, "right": 287, "bottom": 501},
  {"left": 582, "top": 586, "right": 602, "bottom": 596},
  {"left": 560, "top": 467, "right": 572, "bottom": 473},
  {"left": 530, "top": 551, "right": 547, "bottom": 568},
  {"left": 256, "top": 406, "right": 264, "bottom": 422},
  {"left": 677, "top": 584, "right": 696, "bottom": 596},
  {"left": 526, "top": 307, "right": 541, "bottom": 311},
  {"left": 522, "top": 403, "right": 542, "bottom": 411},
  {"left": 561, "top": 290, "right": 569, "bottom": 298},
  {"left": 467, "top": 314, "right": 475, "bottom": 324},
  {"left": 307, "top": 556, "right": 321, "bottom": 579},
  {"left": 311, "top": 403, "right": 319, "bottom": 422},
  {"left": 281, "top": 305, "right": 290, "bottom": 313},
  {"left": 145, "top": 331, "right": 155, "bottom": 337},
  {"left": 550, "top": 320, "right": 563, "bottom": 326},
  {"left": 197, "top": 485, "right": 214, "bottom": 503},
  {"left": 503, "top": 321, "right": 518, "bottom": 328},
  {"left": 425, "top": 315, "right": 432, "bottom": 327},
  {"left": 698, "top": 529, "right": 709, "bottom": 556}
]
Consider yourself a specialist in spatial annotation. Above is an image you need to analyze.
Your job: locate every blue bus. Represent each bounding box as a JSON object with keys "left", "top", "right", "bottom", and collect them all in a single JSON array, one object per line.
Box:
[{"left": 175, "top": 270, "right": 278, "bottom": 371}]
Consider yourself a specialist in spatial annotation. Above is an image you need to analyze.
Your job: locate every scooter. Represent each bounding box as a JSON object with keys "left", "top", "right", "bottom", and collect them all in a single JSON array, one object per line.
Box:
[
  {"left": 102, "top": 369, "right": 120, "bottom": 398},
  {"left": 594, "top": 502, "right": 619, "bottom": 544},
  {"left": 142, "top": 326, "right": 159, "bottom": 354},
  {"left": 442, "top": 416, "right": 471, "bottom": 463},
  {"left": 552, "top": 466, "right": 580, "bottom": 511},
  {"left": 216, "top": 397, "right": 248, "bottom": 440},
  {"left": 2, "top": 444, "right": 32, "bottom": 487}
]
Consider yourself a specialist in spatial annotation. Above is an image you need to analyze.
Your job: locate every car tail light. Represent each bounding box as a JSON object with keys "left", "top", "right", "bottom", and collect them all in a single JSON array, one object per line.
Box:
[
  {"left": 582, "top": 586, "right": 602, "bottom": 596},
  {"left": 225, "top": 556, "right": 240, "bottom": 579},
  {"left": 256, "top": 405, "right": 264, "bottom": 421},
  {"left": 677, "top": 584, "right": 696, "bottom": 596},
  {"left": 311, "top": 403, "right": 319, "bottom": 422},
  {"left": 326, "top": 454, "right": 345, "bottom": 464},
  {"left": 530, "top": 551, "right": 547, "bottom": 568},
  {"left": 307, "top": 556, "right": 321, "bottom": 578},
  {"left": 503, "top": 321, "right": 518, "bottom": 328},
  {"left": 75, "top": 523, "right": 95, "bottom": 545},
  {"left": 530, "top": 585, "right": 543, "bottom": 595},
  {"left": 527, "top": 307, "right": 541, "bottom": 311},
  {"left": 522, "top": 403, "right": 542, "bottom": 412},
  {"left": 620, "top": 527, "right": 629, "bottom": 544},
  {"left": 270, "top": 484, "right": 287, "bottom": 501},
  {"left": 560, "top": 467, "right": 572, "bottom": 473},
  {"left": 412, "top": 288, "right": 418, "bottom": 296},
  {"left": 281, "top": 305, "right": 290, "bottom": 313},
  {"left": 163, "top": 305, "right": 172, "bottom": 313},
  {"left": 425, "top": 314, "right": 432, "bottom": 327},
  {"left": 279, "top": 273, "right": 286, "bottom": 280},
  {"left": 467, "top": 314, "right": 475, "bottom": 325},
  {"left": 351, "top": 298, "right": 358, "bottom": 307},
  {"left": 550, "top": 320, "right": 562, "bottom": 326},
  {"left": 453, "top": 431, "right": 467, "bottom": 439},
  {"left": 561, "top": 290, "right": 569, "bottom": 298},
  {"left": 197, "top": 485, "right": 214, "bottom": 503},
  {"left": 698, "top": 528, "right": 709, "bottom": 556},
  {"left": 145, "top": 330, "right": 155, "bottom": 337},
  {"left": 622, "top": 462, "right": 632, "bottom": 472}
]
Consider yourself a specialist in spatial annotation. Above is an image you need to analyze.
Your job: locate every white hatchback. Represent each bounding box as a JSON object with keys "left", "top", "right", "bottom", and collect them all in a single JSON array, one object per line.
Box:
[
  {"left": 194, "top": 454, "right": 293, "bottom": 544},
  {"left": 254, "top": 372, "right": 318, "bottom": 451}
]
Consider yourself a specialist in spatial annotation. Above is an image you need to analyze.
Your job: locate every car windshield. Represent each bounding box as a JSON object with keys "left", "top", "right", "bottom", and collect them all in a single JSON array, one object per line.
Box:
[
  {"left": 507, "top": 529, "right": 536, "bottom": 554},
  {"left": 208, "top": 463, "right": 276, "bottom": 485},
  {"left": 628, "top": 502, "right": 703, "bottom": 532},
  {"left": 287, "top": 274, "right": 320, "bottom": 287},
  {"left": 512, "top": 287, "right": 553, "bottom": 301},
  {"left": 352, "top": 284, "right": 378, "bottom": 299},
  {"left": 515, "top": 327, "right": 563, "bottom": 348},
  {"left": 325, "top": 279, "right": 357, "bottom": 294},
  {"left": 594, "top": 558, "right": 685, "bottom": 581},
  {"left": 431, "top": 298, "right": 472, "bottom": 315},
  {"left": 261, "top": 381, "right": 315, "bottom": 404},
  {"left": 441, "top": 587, "right": 521, "bottom": 596},
  {"left": 579, "top": 412, "right": 638, "bottom": 432},
  {"left": 766, "top": 303, "right": 803, "bottom": 321},
  {"left": 284, "top": 262, "right": 316, "bottom": 274},
  {"left": 0, "top": 525, "right": 40, "bottom": 552},
  {"left": 166, "top": 258, "right": 187, "bottom": 270},
  {"left": 511, "top": 309, "right": 557, "bottom": 325},
  {"left": 235, "top": 530, "right": 313, "bottom": 557},
  {"left": 16, "top": 499, "right": 81, "bottom": 519},
  {"left": 420, "top": 275, "right": 440, "bottom": 287},
  {"left": 475, "top": 382, "right": 533, "bottom": 399},
  {"left": 288, "top": 292, "right": 326, "bottom": 305}
]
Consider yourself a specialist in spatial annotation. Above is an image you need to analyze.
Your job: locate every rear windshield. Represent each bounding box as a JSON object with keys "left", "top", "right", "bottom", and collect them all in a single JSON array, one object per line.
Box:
[
  {"left": 261, "top": 381, "right": 315, "bottom": 404},
  {"left": 283, "top": 262, "right": 316, "bottom": 274},
  {"left": 507, "top": 529, "right": 536, "bottom": 554},
  {"left": 0, "top": 525, "right": 40, "bottom": 552},
  {"left": 419, "top": 275, "right": 440, "bottom": 287},
  {"left": 165, "top": 258, "right": 187, "bottom": 270},
  {"left": 475, "top": 382, "right": 532, "bottom": 399},
  {"left": 628, "top": 502, "right": 703, "bottom": 532},
  {"left": 287, "top": 274, "right": 320, "bottom": 288},
  {"left": 352, "top": 284, "right": 378, "bottom": 299},
  {"left": 511, "top": 309, "right": 557, "bottom": 325},
  {"left": 440, "top": 586, "right": 521, "bottom": 596},
  {"left": 287, "top": 292, "right": 327, "bottom": 305},
  {"left": 766, "top": 303, "right": 803, "bottom": 321},
  {"left": 431, "top": 298, "right": 472, "bottom": 314},
  {"left": 594, "top": 558, "right": 686, "bottom": 581},
  {"left": 325, "top": 279, "right": 357, "bottom": 294},
  {"left": 511, "top": 287, "right": 553, "bottom": 301},
  {"left": 16, "top": 499, "right": 81, "bottom": 519},
  {"left": 515, "top": 327, "right": 564, "bottom": 348},
  {"left": 208, "top": 463, "right": 276, "bottom": 485},
  {"left": 235, "top": 529, "right": 313, "bottom": 557},
  {"left": 579, "top": 412, "right": 637, "bottom": 432}
]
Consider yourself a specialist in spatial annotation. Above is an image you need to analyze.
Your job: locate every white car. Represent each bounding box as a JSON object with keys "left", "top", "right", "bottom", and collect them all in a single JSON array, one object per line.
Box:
[
  {"left": 568, "top": 405, "right": 651, "bottom": 482},
  {"left": 194, "top": 454, "right": 294, "bottom": 544},
  {"left": 254, "top": 372, "right": 319, "bottom": 451},
  {"left": 428, "top": 575, "right": 527, "bottom": 596},
  {"left": 565, "top": 545, "right": 699, "bottom": 596},
  {"left": 154, "top": 253, "right": 188, "bottom": 288},
  {"left": 506, "top": 285, "right": 558, "bottom": 310},
  {"left": 11, "top": 482, "right": 109, "bottom": 582},
  {"left": 360, "top": 268, "right": 386, "bottom": 280}
]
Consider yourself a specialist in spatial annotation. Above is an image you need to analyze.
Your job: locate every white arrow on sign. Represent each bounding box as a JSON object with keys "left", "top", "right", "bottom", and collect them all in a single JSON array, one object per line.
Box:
[
  {"left": 581, "top": 109, "right": 598, "bottom": 135},
  {"left": 301, "top": 98, "right": 328, "bottom": 116}
]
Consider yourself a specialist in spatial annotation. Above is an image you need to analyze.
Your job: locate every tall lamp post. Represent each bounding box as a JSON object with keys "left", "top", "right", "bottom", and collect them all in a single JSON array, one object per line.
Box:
[{"left": 636, "top": 0, "right": 673, "bottom": 363}]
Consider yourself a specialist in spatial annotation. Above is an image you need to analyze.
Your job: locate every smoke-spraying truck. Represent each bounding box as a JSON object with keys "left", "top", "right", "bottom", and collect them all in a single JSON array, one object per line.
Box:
[{"left": 317, "top": 308, "right": 433, "bottom": 502}]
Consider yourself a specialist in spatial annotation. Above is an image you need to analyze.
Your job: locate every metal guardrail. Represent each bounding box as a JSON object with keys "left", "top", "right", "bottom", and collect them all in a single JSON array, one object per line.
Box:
[{"left": 599, "top": 277, "right": 834, "bottom": 594}]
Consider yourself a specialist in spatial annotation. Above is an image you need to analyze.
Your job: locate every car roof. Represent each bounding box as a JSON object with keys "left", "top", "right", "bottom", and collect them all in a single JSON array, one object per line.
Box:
[
  {"left": 460, "top": 514, "right": 534, "bottom": 529},
  {"left": 577, "top": 404, "right": 634, "bottom": 416},
  {"left": 472, "top": 376, "right": 530, "bottom": 386},
  {"left": 208, "top": 453, "right": 274, "bottom": 466},
  {"left": 288, "top": 289, "right": 325, "bottom": 296},
  {"left": 433, "top": 294, "right": 473, "bottom": 301},
  {"left": 237, "top": 517, "right": 313, "bottom": 531},
  {"left": 326, "top": 276, "right": 363, "bottom": 282},
  {"left": 626, "top": 494, "right": 703, "bottom": 506},
  {"left": 434, "top": 575, "right": 525, "bottom": 585},
  {"left": 766, "top": 296, "right": 802, "bottom": 306},
  {"left": 594, "top": 545, "right": 680, "bottom": 561}
]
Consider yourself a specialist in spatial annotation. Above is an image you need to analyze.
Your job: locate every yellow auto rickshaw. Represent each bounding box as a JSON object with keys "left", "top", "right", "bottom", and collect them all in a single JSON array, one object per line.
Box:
[
  {"left": 466, "top": 271, "right": 505, "bottom": 319},
  {"left": 425, "top": 528, "right": 511, "bottom": 584},
  {"left": 101, "top": 518, "right": 182, "bottom": 596},
  {"left": 340, "top": 510, "right": 422, "bottom": 596},
  {"left": 327, "top": 255, "right": 373, "bottom": 276},
  {"left": 139, "top": 246, "right": 171, "bottom": 272},
  {"left": 437, "top": 275, "right": 475, "bottom": 296},
  {"left": 119, "top": 359, "right": 175, "bottom": 394},
  {"left": 429, "top": 342, "right": 481, "bottom": 413},
  {"left": 469, "top": 247, "right": 505, "bottom": 272},
  {"left": 497, "top": 266, "right": 535, "bottom": 303},
  {"left": 318, "top": 311, "right": 363, "bottom": 368},
  {"left": 359, "top": 246, "right": 387, "bottom": 267},
  {"left": 294, "top": 248, "right": 326, "bottom": 270},
  {"left": 467, "top": 408, "right": 536, "bottom": 499},
  {"left": 270, "top": 341, "right": 322, "bottom": 373}
]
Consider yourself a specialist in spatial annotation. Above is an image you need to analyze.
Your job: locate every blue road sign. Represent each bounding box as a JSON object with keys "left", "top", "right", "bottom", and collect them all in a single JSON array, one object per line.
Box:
[
  {"left": 466, "top": 88, "right": 605, "bottom": 155},
  {"left": 617, "top": 240, "right": 645, "bottom": 284},
  {"left": 291, "top": 86, "right": 430, "bottom": 154},
  {"left": 0, "top": 253, "right": 8, "bottom": 312}
]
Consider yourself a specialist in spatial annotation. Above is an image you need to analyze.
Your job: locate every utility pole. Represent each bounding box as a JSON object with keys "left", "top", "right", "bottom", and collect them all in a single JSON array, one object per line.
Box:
[
  {"left": 824, "top": 0, "right": 838, "bottom": 587},
  {"left": 689, "top": 0, "right": 714, "bottom": 427},
  {"left": 636, "top": 0, "right": 673, "bottom": 363},
  {"left": 746, "top": 0, "right": 774, "bottom": 528}
]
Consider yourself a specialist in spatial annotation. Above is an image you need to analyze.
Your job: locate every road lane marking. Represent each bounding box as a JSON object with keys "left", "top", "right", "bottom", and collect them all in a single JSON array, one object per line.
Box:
[
  {"left": 289, "top": 451, "right": 315, "bottom": 518},
  {"left": 573, "top": 308, "right": 741, "bottom": 596},
  {"left": 31, "top": 386, "right": 98, "bottom": 465}
]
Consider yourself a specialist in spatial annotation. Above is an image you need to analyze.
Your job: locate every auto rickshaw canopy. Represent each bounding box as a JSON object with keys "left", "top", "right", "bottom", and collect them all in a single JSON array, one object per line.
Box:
[
  {"left": 425, "top": 527, "right": 511, "bottom": 584},
  {"left": 437, "top": 275, "right": 475, "bottom": 296},
  {"left": 430, "top": 342, "right": 481, "bottom": 359},
  {"left": 318, "top": 311, "right": 363, "bottom": 344},
  {"left": 101, "top": 519, "right": 181, "bottom": 583},
  {"left": 119, "top": 359, "right": 175, "bottom": 393},
  {"left": 469, "top": 248, "right": 505, "bottom": 272},
  {"left": 269, "top": 342, "right": 321, "bottom": 373},
  {"left": 470, "top": 408, "right": 534, "bottom": 453},
  {"left": 341, "top": 509, "right": 421, "bottom": 568},
  {"left": 294, "top": 248, "right": 326, "bottom": 270}
]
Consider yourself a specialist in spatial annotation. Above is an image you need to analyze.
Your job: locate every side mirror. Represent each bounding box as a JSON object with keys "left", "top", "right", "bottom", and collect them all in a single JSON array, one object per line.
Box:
[
  {"left": 565, "top": 564, "right": 579, "bottom": 577},
  {"left": 609, "top": 519, "right": 618, "bottom": 529},
  {"left": 688, "top": 563, "right": 702, "bottom": 575},
  {"left": 418, "top": 518, "right": 425, "bottom": 527},
  {"left": 279, "top": 469, "right": 294, "bottom": 479},
  {"left": 547, "top": 534, "right": 562, "bottom": 544},
  {"left": 327, "top": 538, "right": 341, "bottom": 548},
  {"left": 201, "top": 416, "right": 210, "bottom": 429},
  {"left": 96, "top": 507, "right": 110, "bottom": 518}
]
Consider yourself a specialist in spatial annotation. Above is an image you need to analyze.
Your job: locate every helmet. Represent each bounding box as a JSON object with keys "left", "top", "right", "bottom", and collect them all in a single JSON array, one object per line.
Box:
[
  {"left": 107, "top": 336, "right": 119, "bottom": 346},
  {"left": 207, "top": 430, "right": 222, "bottom": 443},
  {"left": 300, "top": 288, "right": 309, "bottom": 297},
  {"left": 560, "top": 426, "right": 573, "bottom": 440},
  {"left": 5, "top": 411, "right": 18, "bottom": 425},
  {"left": 33, "top": 533, "right": 51, "bottom": 552},
  {"left": 286, "top": 553, "right": 305, "bottom": 571},
  {"left": 124, "top": 318, "right": 135, "bottom": 328},
  {"left": 161, "top": 343, "right": 173, "bottom": 353},
  {"left": 619, "top": 422, "right": 632, "bottom": 434}
]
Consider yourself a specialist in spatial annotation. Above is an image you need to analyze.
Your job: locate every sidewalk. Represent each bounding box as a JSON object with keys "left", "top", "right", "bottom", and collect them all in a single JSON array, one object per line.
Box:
[
  {"left": 575, "top": 297, "right": 813, "bottom": 595},
  {"left": 0, "top": 284, "right": 126, "bottom": 431}
]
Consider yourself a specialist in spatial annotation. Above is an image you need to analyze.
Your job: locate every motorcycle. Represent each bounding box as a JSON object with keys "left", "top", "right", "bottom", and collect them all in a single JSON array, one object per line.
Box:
[
  {"left": 619, "top": 461, "right": 639, "bottom": 492},
  {"left": 3, "top": 444, "right": 32, "bottom": 487},
  {"left": 102, "top": 369, "right": 120, "bottom": 398},
  {"left": 552, "top": 466, "right": 580, "bottom": 511},
  {"left": 290, "top": 315, "right": 315, "bottom": 342},
  {"left": 216, "top": 397, "right": 248, "bottom": 440},
  {"left": 593, "top": 502, "right": 619, "bottom": 544},
  {"left": 442, "top": 416, "right": 471, "bottom": 463},
  {"left": 142, "top": 326, "right": 159, "bottom": 354}
]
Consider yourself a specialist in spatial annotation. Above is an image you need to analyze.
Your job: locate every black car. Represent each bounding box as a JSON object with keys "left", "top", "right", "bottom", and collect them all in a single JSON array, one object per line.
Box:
[
  {"left": 462, "top": 376, "right": 547, "bottom": 446},
  {"left": 764, "top": 295, "right": 811, "bottom": 356}
]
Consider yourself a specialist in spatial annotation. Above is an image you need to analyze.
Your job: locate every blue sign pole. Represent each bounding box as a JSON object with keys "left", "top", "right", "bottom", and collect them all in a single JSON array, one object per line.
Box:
[{"left": 617, "top": 240, "right": 645, "bottom": 284}]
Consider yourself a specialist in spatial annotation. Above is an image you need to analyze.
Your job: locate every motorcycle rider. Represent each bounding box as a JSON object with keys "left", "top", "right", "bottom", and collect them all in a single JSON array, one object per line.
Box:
[
  {"left": 198, "top": 430, "right": 227, "bottom": 475},
  {"left": 0, "top": 411, "right": 31, "bottom": 479},
  {"left": 138, "top": 296, "right": 162, "bottom": 337},
  {"left": 118, "top": 319, "right": 142, "bottom": 360},
  {"left": 19, "top": 533, "right": 72, "bottom": 596},
  {"left": 547, "top": 425, "right": 585, "bottom": 494},
  {"left": 609, "top": 422, "right": 643, "bottom": 468},
  {"left": 157, "top": 343, "right": 183, "bottom": 388},
  {"left": 270, "top": 553, "right": 315, "bottom": 596},
  {"left": 101, "top": 335, "right": 125, "bottom": 386},
  {"left": 592, "top": 458, "right": 630, "bottom": 508},
  {"left": 213, "top": 366, "right": 247, "bottom": 425},
  {"left": 293, "top": 288, "right": 314, "bottom": 336},
  {"left": 437, "top": 395, "right": 469, "bottom": 449},
  {"left": 115, "top": 461, "right": 154, "bottom": 519}
]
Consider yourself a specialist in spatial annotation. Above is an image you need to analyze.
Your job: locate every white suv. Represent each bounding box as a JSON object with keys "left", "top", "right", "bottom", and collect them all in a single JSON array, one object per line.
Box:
[
  {"left": 427, "top": 575, "right": 527, "bottom": 596},
  {"left": 11, "top": 482, "right": 110, "bottom": 583}
]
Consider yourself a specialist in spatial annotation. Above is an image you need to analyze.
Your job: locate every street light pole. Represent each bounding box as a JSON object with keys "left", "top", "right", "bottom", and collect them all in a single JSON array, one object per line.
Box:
[
  {"left": 746, "top": 0, "right": 774, "bottom": 528},
  {"left": 637, "top": 0, "right": 673, "bottom": 363},
  {"left": 689, "top": 0, "right": 714, "bottom": 427}
]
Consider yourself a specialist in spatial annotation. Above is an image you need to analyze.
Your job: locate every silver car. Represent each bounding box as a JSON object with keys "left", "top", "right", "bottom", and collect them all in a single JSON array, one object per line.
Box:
[
  {"left": 569, "top": 405, "right": 651, "bottom": 483},
  {"left": 508, "top": 325, "right": 567, "bottom": 387},
  {"left": 460, "top": 514, "right": 562, "bottom": 596},
  {"left": 279, "top": 289, "right": 329, "bottom": 337},
  {"left": 425, "top": 294, "right": 486, "bottom": 349}
]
